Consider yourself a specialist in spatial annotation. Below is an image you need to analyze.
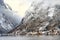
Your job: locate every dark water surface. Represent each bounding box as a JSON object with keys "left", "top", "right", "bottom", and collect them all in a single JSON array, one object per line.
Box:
[{"left": 0, "top": 35, "right": 60, "bottom": 40}]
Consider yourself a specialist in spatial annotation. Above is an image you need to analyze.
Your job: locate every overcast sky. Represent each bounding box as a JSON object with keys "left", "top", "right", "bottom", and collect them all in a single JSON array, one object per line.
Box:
[{"left": 4, "top": 0, "right": 34, "bottom": 17}]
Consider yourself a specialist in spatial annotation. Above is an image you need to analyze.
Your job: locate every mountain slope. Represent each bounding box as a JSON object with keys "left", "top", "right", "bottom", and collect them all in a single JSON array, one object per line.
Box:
[
  {"left": 12, "top": 0, "right": 60, "bottom": 35},
  {"left": 0, "top": 0, "right": 22, "bottom": 33}
]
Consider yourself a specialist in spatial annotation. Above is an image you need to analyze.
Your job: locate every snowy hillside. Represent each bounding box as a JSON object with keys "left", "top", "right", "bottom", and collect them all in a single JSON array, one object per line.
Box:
[{"left": 0, "top": 0, "right": 22, "bottom": 33}]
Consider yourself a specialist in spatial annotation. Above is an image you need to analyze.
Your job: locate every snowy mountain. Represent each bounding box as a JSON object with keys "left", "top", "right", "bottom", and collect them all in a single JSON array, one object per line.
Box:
[
  {"left": 0, "top": 0, "right": 22, "bottom": 33},
  {"left": 12, "top": 0, "right": 60, "bottom": 35}
]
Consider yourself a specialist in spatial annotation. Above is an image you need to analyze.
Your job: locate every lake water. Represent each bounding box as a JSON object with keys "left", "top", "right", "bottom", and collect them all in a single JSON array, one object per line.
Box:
[{"left": 0, "top": 35, "right": 60, "bottom": 40}]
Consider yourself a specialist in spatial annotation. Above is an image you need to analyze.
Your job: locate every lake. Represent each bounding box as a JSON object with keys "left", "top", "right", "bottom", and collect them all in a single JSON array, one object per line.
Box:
[{"left": 0, "top": 35, "right": 60, "bottom": 40}]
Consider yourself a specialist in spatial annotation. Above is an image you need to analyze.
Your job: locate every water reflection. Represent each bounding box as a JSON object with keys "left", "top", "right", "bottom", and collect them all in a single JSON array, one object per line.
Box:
[{"left": 0, "top": 35, "right": 60, "bottom": 40}]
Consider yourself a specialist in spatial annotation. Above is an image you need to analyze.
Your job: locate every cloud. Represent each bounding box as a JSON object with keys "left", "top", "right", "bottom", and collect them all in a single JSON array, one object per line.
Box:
[{"left": 4, "top": 0, "right": 34, "bottom": 17}]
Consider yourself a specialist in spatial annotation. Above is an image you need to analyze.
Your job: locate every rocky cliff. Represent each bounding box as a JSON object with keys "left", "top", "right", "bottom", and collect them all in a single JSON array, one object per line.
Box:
[{"left": 11, "top": 0, "right": 60, "bottom": 35}]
